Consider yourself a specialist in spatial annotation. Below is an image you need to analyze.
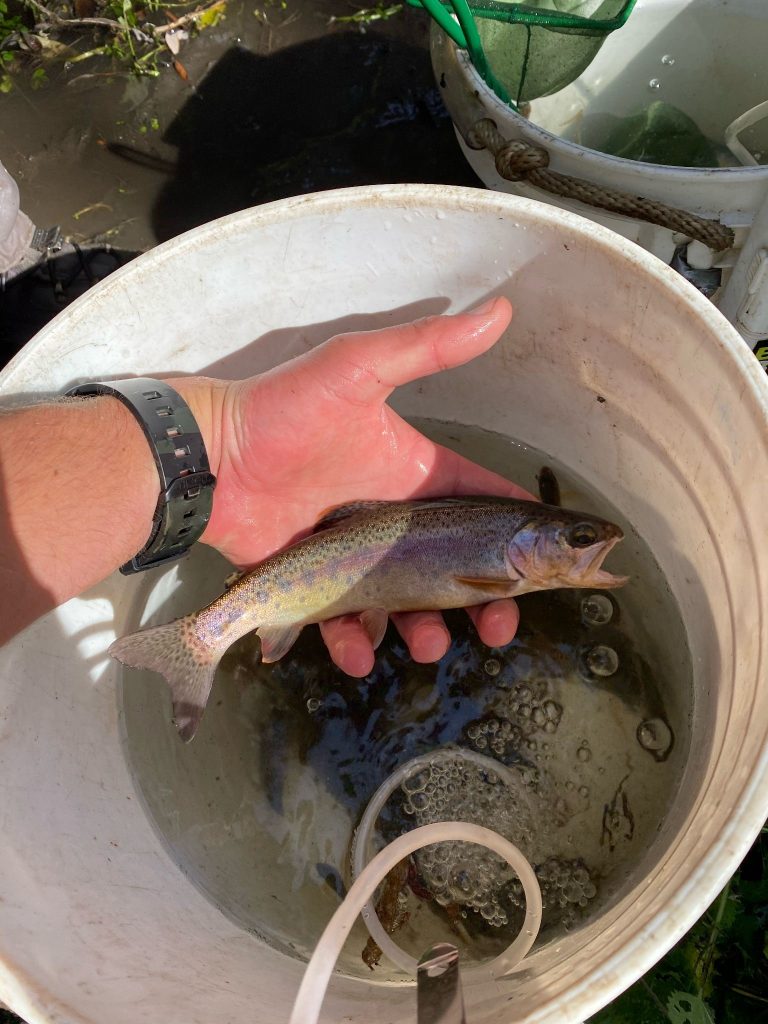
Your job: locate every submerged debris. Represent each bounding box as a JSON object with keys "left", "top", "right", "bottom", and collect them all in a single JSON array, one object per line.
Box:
[
  {"left": 361, "top": 856, "right": 410, "bottom": 969},
  {"left": 601, "top": 775, "right": 635, "bottom": 853}
]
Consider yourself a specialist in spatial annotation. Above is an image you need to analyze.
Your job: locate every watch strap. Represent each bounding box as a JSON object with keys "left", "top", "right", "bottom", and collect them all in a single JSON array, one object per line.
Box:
[{"left": 65, "top": 377, "right": 216, "bottom": 574}]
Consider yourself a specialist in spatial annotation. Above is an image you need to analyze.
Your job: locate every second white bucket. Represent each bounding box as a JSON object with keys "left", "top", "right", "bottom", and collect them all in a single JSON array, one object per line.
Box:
[
  {"left": 1, "top": 185, "right": 767, "bottom": 1024},
  {"left": 432, "top": 0, "right": 768, "bottom": 281}
]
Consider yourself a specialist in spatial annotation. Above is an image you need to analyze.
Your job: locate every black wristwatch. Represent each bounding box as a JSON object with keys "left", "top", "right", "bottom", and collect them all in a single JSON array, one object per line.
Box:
[{"left": 65, "top": 377, "right": 216, "bottom": 574}]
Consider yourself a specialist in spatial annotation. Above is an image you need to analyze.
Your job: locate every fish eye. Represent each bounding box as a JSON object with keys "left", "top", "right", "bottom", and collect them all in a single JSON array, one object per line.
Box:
[{"left": 569, "top": 523, "right": 598, "bottom": 548}]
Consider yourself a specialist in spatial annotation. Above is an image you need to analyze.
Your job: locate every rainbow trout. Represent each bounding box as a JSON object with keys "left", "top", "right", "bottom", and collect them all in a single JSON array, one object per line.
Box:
[{"left": 110, "top": 497, "right": 627, "bottom": 742}]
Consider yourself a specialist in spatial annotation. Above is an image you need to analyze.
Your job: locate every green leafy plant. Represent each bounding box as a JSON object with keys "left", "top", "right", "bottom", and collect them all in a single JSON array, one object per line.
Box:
[
  {"left": 329, "top": 3, "right": 403, "bottom": 25},
  {"left": 0, "top": 0, "right": 24, "bottom": 41},
  {"left": 590, "top": 827, "right": 768, "bottom": 1023},
  {"left": 3, "top": 0, "right": 228, "bottom": 80}
]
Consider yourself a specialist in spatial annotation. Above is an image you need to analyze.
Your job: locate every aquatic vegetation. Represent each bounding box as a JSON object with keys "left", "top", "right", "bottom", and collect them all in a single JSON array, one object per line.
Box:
[
  {"left": 0, "top": 0, "right": 228, "bottom": 82},
  {"left": 329, "top": 3, "right": 402, "bottom": 25}
]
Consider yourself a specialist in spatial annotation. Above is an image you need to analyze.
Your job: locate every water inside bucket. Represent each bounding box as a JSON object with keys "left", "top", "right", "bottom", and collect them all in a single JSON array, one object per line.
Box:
[
  {"left": 526, "top": 0, "right": 768, "bottom": 167},
  {"left": 118, "top": 420, "right": 692, "bottom": 980}
]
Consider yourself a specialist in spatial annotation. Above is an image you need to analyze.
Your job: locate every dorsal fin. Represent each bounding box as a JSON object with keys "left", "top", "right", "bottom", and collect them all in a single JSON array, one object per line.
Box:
[
  {"left": 313, "top": 496, "right": 520, "bottom": 532},
  {"left": 313, "top": 501, "right": 397, "bottom": 532}
]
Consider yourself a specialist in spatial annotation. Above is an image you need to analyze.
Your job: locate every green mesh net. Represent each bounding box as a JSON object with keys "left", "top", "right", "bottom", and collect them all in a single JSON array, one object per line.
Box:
[{"left": 409, "top": 0, "right": 637, "bottom": 106}]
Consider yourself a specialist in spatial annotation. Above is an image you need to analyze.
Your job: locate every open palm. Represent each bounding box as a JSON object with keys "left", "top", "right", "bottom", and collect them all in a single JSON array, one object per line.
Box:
[{"left": 185, "top": 298, "right": 529, "bottom": 674}]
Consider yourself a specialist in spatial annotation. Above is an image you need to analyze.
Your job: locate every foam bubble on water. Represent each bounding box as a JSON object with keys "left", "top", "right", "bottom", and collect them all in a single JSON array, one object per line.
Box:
[
  {"left": 398, "top": 757, "right": 545, "bottom": 925},
  {"left": 505, "top": 855, "right": 596, "bottom": 921},
  {"left": 468, "top": 716, "right": 524, "bottom": 759},
  {"left": 306, "top": 697, "right": 321, "bottom": 713},
  {"left": 581, "top": 594, "right": 614, "bottom": 626},
  {"left": 637, "top": 718, "right": 673, "bottom": 761},
  {"left": 648, "top": 78, "right": 661, "bottom": 90},
  {"left": 577, "top": 742, "right": 592, "bottom": 763},
  {"left": 544, "top": 700, "right": 562, "bottom": 726},
  {"left": 582, "top": 644, "right": 619, "bottom": 678},
  {"left": 393, "top": 751, "right": 602, "bottom": 933},
  {"left": 660, "top": 54, "right": 675, "bottom": 65}
]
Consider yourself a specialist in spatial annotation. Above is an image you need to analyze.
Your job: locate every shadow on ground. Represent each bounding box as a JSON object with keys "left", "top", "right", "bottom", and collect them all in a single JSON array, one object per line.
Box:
[{"left": 151, "top": 31, "right": 480, "bottom": 240}]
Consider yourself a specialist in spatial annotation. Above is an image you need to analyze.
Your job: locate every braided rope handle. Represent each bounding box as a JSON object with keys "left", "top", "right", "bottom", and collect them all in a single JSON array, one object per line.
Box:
[{"left": 468, "top": 119, "right": 735, "bottom": 253}]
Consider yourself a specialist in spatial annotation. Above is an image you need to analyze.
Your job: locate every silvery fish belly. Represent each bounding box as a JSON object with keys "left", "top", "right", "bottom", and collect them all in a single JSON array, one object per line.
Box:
[{"left": 109, "top": 497, "right": 627, "bottom": 741}]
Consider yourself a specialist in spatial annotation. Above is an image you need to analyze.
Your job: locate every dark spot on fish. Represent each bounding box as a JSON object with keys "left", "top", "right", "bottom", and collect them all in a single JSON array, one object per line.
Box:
[
  {"left": 439, "top": 71, "right": 446, "bottom": 88},
  {"left": 596, "top": 395, "right": 606, "bottom": 404}
]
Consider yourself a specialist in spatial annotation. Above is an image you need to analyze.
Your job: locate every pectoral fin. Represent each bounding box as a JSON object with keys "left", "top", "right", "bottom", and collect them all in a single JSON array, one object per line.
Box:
[
  {"left": 258, "top": 624, "right": 303, "bottom": 663},
  {"left": 454, "top": 576, "right": 517, "bottom": 595}
]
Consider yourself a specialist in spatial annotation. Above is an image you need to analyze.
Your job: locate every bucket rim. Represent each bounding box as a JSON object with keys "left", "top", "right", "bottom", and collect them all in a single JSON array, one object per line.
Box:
[
  {"left": 2, "top": 182, "right": 768, "bottom": 1024},
  {"left": 2, "top": 182, "right": 759, "bottom": 396},
  {"left": 447, "top": 39, "right": 768, "bottom": 183}
]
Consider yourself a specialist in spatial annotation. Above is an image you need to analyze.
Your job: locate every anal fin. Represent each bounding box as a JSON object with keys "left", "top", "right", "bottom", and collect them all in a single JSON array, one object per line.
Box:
[{"left": 258, "top": 624, "right": 303, "bottom": 663}]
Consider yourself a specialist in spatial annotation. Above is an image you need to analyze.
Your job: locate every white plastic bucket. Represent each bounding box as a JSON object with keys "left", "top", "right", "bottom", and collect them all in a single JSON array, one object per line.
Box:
[
  {"left": 1, "top": 184, "right": 767, "bottom": 1024},
  {"left": 432, "top": 0, "right": 768, "bottom": 275}
]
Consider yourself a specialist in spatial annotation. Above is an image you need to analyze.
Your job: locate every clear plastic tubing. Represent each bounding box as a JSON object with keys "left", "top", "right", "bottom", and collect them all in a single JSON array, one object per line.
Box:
[
  {"left": 725, "top": 100, "right": 768, "bottom": 166},
  {"left": 352, "top": 749, "right": 542, "bottom": 973},
  {"left": 289, "top": 819, "right": 543, "bottom": 1024}
]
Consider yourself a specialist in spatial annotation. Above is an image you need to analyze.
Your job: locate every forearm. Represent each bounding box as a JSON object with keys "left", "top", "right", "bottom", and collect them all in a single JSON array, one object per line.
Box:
[
  {"left": 0, "top": 395, "right": 160, "bottom": 641},
  {"left": 0, "top": 374, "right": 229, "bottom": 644}
]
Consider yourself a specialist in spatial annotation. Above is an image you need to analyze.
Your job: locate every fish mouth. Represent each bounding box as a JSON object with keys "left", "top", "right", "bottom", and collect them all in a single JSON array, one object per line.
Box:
[{"left": 574, "top": 535, "right": 629, "bottom": 589}]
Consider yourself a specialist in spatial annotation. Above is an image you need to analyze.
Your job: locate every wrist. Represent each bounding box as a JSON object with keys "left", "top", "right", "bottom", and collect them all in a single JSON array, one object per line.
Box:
[
  {"left": 163, "top": 377, "right": 225, "bottom": 477},
  {"left": 164, "top": 375, "right": 234, "bottom": 548}
]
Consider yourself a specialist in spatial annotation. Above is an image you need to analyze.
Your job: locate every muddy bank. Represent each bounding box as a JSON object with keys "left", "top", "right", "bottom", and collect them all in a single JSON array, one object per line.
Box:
[{"left": 0, "top": 1, "right": 479, "bottom": 253}]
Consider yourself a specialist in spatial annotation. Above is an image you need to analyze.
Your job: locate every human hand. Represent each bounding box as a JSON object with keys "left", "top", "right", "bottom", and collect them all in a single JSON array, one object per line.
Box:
[{"left": 173, "top": 297, "right": 532, "bottom": 675}]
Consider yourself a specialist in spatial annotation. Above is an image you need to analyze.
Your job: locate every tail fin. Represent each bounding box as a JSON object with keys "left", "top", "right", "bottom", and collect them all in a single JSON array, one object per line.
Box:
[{"left": 109, "top": 615, "right": 221, "bottom": 743}]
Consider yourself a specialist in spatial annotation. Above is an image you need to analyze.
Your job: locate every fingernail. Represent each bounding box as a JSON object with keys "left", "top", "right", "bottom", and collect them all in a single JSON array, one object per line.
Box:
[
  {"left": 337, "top": 641, "right": 374, "bottom": 678},
  {"left": 413, "top": 625, "right": 450, "bottom": 663},
  {"left": 467, "top": 297, "right": 498, "bottom": 317}
]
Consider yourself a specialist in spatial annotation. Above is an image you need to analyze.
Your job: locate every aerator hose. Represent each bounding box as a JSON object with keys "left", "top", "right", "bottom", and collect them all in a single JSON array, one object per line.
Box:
[{"left": 288, "top": 822, "right": 542, "bottom": 1024}]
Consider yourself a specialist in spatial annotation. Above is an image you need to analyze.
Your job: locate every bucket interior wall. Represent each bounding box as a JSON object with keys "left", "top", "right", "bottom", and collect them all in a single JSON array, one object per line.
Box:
[
  {"left": 0, "top": 186, "right": 767, "bottom": 1024},
  {"left": 529, "top": 0, "right": 768, "bottom": 162}
]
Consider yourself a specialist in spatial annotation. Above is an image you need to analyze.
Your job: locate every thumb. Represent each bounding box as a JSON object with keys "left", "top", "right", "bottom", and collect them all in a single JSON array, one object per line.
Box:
[{"left": 307, "top": 297, "right": 513, "bottom": 405}]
